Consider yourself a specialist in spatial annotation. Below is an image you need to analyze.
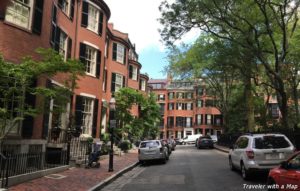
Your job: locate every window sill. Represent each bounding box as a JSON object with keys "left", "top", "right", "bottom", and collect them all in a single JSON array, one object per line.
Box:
[
  {"left": 85, "top": 27, "right": 100, "bottom": 36},
  {"left": 3, "top": 20, "right": 32, "bottom": 34},
  {"left": 85, "top": 72, "right": 97, "bottom": 78}
]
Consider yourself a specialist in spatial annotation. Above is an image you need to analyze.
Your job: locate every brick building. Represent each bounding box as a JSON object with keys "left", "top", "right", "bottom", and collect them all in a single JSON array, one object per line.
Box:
[
  {"left": 148, "top": 78, "right": 224, "bottom": 139},
  {"left": 0, "top": 0, "right": 148, "bottom": 152}
]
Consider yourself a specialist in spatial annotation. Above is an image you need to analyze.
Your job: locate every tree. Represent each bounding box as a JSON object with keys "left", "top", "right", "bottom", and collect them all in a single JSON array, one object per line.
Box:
[
  {"left": 159, "top": 0, "right": 300, "bottom": 129},
  {"left": 0, "top": 48, "right": 84, "bottom": 144},
  {"left": 114, "top": 88, "right": 161, "bottom": 140}
]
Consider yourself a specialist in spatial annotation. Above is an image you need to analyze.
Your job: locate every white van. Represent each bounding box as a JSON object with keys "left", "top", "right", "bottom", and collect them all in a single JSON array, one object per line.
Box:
[{"left": 181, "top": 134, "right": 202, "bottom": 145}]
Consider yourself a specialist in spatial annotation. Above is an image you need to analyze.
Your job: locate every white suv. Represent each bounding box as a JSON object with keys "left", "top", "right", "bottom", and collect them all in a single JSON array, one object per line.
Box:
[{"left": 228, "top": 133, "right": 295, "bottom": 180}]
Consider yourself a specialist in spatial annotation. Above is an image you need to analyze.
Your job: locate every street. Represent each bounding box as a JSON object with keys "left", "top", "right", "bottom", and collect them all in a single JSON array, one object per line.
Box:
[{"left": 101, "top": 145, "right": 268, "bottom": 191}]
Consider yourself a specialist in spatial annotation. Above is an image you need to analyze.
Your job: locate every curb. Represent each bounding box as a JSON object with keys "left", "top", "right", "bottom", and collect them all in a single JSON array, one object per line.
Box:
[
  {"left": 88, "top": 161, "right": 140, "bottom": 191},
  {"left": 214, "top": 145, "right": 230, "bottom": 153}
]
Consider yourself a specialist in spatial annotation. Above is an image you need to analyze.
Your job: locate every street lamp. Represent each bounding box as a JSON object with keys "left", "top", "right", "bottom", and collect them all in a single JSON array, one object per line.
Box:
[{"left": 108, "top": 97, "right": 116, "bottom": 172}]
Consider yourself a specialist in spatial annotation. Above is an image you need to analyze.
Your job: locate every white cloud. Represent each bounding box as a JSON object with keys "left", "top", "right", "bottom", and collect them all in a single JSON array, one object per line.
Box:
[{"left": 105, "top": 0, "right": 200, "bottom": 54}]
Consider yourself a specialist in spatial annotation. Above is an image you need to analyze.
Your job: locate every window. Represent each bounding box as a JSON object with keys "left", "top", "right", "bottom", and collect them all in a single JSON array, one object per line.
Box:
[
  {"left": 158, "top": 94, "right": 165, "bottom": 101},
  {"left": 168, "top": 103, "right": 174, "bottom": 110},
  {"left": 112, "top": 43, "right": 126, "bottom": 64},
  {"left": 58, "top": 0, "right": 74, "bottom": 18},
  {"left": 206, "top": 114, "right": 212, "bottom": 125},
  {"left": 187, "top": 103, "right": 193, "bottom": 110},
  {"left": 196, "top": 88, "right": 203, "bottom": 96},
  {"left": 177, "top": 92, "right": 184, "bottom": 99},
  {"left": 5, "top": 0, "right": 33, "bottom": 29},
  {"left": 235, "top": 137, "right": 249, "bottom": 149},
  {"left": 186, "top": 92, "right": 193, "bottom": 99},
  {"left": 81, "top": 1, "right": 103, "bottom": 35},
  {"left": 197, "top": 100, "right": 203, "bottom": 107},
  {"left": 81, "top": 97, "right": 94, "bottom": 135},
  {"left": 177, "top": 103, "right": 183, "bottom": 110},
  {"left": 186, "top": 117, "right": 192, "bottom": 127},
  {"left": 167, "top": 117, "right": 174, "bottom": 128},
  {"left": 79, "top": 43, "right": 101, "bottom": 78},
  {"left": 206, "top": 99, "right": 215, "bottom": 107},
  {"left": 168, "top": 92, "right": 174, "bottom": 100},
  {"left": 111, "top": 73, "right": 124, "bottom": 92},
  {"left": 254, "top": 136, "right": 291, "bottom": 149},
  {"left": 159, "top": 103, "right": 165, "bottom": 114},
  {"left": 196, "top": 115, "right": 202, "bottom": 125},
  {"left": 140, "top": 79, "right": 146, "bottom": 91},
  {"left": 129, "top": 65, "right": 137, "bottom": 80},
  {"left": 59, "top": 30, "right": 68, "bottom": 60}
]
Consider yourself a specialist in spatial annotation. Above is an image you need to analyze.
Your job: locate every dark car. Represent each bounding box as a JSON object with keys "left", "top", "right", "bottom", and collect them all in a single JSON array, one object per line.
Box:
[{"left": 197, "top": 136, "right": 214, "bottom": 149}]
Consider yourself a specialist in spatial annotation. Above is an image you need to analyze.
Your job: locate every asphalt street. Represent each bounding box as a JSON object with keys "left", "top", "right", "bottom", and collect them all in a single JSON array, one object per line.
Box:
[{"left": 101, "top": 145, "right": 268, "bottom": 191}]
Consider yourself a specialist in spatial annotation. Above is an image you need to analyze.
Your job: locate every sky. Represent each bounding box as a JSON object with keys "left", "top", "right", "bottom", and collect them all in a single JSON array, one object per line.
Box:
[{"left": 105, "top": 0, "right": 200, "bottom": 79}]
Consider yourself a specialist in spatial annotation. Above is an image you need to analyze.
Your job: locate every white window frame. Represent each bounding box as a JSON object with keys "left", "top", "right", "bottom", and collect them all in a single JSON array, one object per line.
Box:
[
  {"left": 5, "top": 0, "right": 34, "bottom": 30},
  {"left": 141, "top": 79, "right": 146, "bottom": 91},
  {"left": 168, "top": 103, "right": 173, "bottom": 110},
  {"left": 115, "top": 73, "right": 123, "bottom": 92},
  {"left": 207, "top": 114, "right": 212, "bottom": 125},
  {"left": 131, "top": 66, "right": 138, "bottom": 81},
  {"left": 186, "top": 117, "right": 191, "bottom": 127},
  {"left": 197, "top": 115, "right": 201, "bottom": 125},
  {"left": 187, "top": 103, "right": 192, "bottom": 110},
  {"left": 81, "top": 97, "right": 94, "bottom": 135},
  {"left": 85, "top": 45, "right": 97, "bottom": 76},
  {"left": 178, "top": 103, "right": 182, "bottom": 110},
  {"left": 61, "top": 0, "right": 71, "bottom": 16},
  {"left": 116, "top": 43, "right": 125, "bottom": 64},
  {"left": 87, "top": 3, "right": 99, "bottom": 33},
  {"left": 59, "top": 30, "right": 68, "bottom": 61}
]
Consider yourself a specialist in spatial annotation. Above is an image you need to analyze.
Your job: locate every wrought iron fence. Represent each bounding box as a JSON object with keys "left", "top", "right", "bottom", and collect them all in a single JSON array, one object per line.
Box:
[{"left": 0, "top": 150, "right": 68, "bottom": 188}]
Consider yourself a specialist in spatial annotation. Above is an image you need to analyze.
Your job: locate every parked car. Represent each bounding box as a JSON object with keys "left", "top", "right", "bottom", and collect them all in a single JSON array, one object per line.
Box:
[
  {"left": 228, "top": 133, "right": 295, "bottom": 180},
  {"left": 267, "top": 151, "right": 300, "bottom": 191},
  {"left": 138, "top": 140, "right": 169, "bottom": 164},
  {"left": 197, "top": 136, "right": 214, "bottom": 149},
  {"left": 210, "top": 135, "right": 218, "bottom": 143},
  {"left": 181, "top": 134, "right": 202, "bottom": 145},
  {"left": 161, "top": 139, "right": 172, "bottom": 154}
]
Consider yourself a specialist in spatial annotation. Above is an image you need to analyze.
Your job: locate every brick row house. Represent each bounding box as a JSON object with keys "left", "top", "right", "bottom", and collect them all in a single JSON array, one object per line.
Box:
[
  {"left": 148, "top": 78, "right": 224, "bottom": 139},
  {"left": 0, "top": 0, "right": 149, "bottom": 154}
]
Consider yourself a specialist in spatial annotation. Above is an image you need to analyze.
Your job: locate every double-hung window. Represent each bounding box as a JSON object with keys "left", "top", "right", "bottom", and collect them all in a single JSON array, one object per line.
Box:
[
  {"left": 87, "top": 4, "right": 99, "bottom": 32},
  {"left": 59, "top": 31, "right": 68, "bottom": 60},
  {"left": 112, "top": 43, "right": 126, "bottom": 64},
  {"left": 81, "top": 97, "right": 94, "bottom": 135},
  {"left": 140, "top": 79, "right": 146, "bottom": 91},
  {"left": 129, "top": 65, "right": 138, "bottom": 81},
  {"left": 79, "top": 43, "right": 101, "bottom": 78},
  {"left": 197, "top": 114, "right": 202, "bottom": 125},
  {"left": 5, "top": 0, "right": 34, "bottom": 29},
  {"left": 111, "top": 73, "right": 125, "bottom": 92},
  {"left": 206, "top": 114, "right": 212, "bottom": 125}
]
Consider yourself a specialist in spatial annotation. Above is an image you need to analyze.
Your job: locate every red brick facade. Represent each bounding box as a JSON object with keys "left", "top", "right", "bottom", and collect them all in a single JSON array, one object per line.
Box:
[
  {"left": 0, "top": 0, "right": 149, "bottom": 144},
  {"left": 148, "top": 79, "right": 224, "bottom": 139}
]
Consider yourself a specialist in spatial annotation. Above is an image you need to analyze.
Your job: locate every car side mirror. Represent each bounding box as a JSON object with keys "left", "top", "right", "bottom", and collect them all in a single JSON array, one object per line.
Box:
[{"left": 280, "top": 161, "right": 288, "bottom": 169}]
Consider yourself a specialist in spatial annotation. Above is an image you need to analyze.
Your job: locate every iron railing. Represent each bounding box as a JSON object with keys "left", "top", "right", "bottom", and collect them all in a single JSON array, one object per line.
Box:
[{"left": 0, "top": 152, "right": 8, "bottom": 188}]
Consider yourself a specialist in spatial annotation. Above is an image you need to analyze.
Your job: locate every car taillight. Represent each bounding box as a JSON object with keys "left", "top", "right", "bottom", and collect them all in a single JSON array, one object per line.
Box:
[
  {"left": 246, "top": 150, "right": 254, "bottom": 159},
  {"left": 138, "top": 149, "right": 140, "bottom": 154}
]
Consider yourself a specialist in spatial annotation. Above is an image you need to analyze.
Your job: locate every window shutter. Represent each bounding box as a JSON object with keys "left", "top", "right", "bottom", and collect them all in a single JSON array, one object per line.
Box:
[
  {"left": 79, "top": 43, "right": 86, "bottom": 64},
  {"left": 92, "top": 99, "right": 98, "bottom": 138},
  {"left": 191, "top": 103, "right": 193, "bottom": 110},
  {"left": 96, "top": 50, "right": 101, "bottom": 78},
  {"left": 111, "top": 73, "right": 116, "bottom": 92},
  {"left": 32, "top": 0, "right": 44, "bottom": 35},
  {"left": 75, "top": 95, "right": 84, "bottom": 129},
  {"left": 50, "top": 5, "right": 57, "bottom": 47},
  {"left": 112, "top": 43, "right": 117, "bottom": 60},
  {"left": 81, "top": 1, "right": 89, "bottom": 27},
  {"left": 98, "top": 11, "right": 104, "bottom": 35},
  {"left": 139, "top": 79, "right": 142, "bottom": 90},
  {"left": 70, "top": 0, "right": 75, "bottom": 20},
  {"left": 67, "top": 37, "right": 72, "bottom": 59},
  {"left": 129, "top": 65, "right": 133, "bottom": 79},
  {"left": 123, "top": 47, "right": 126, "bottom": 64},
  {"left": 54, "top": 27, "right": 61, "bottom": 52},
  {"left": 205, "top": 114, "right": 208, "bottom": 125},
  {"left": 122, "top": 76, "right": 125, "bottom": 87}
]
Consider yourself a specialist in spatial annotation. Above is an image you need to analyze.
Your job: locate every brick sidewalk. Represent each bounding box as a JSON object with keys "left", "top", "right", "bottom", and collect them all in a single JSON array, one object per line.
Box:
[{"left": 9, "top": 150, "right": 138, "bottom": 191}]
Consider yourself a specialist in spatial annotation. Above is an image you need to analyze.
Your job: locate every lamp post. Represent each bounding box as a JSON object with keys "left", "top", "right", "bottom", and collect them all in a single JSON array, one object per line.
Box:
[{"left": 108, "top": 97, "right": 116, "bottom": 172}]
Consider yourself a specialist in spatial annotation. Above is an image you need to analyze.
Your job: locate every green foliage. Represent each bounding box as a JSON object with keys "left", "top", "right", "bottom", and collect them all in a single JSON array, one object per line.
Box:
[
  {"left": 0, "top": 48, "right": 84, "bottom": 138},
  {"left": 118, "top": 140, "right": 131, "bottom": 152}
]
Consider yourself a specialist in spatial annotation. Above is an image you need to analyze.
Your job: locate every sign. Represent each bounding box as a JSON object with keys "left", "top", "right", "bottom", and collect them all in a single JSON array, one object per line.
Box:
[{"left": 110, "top": 120, "right": 117, "bottom": 128}]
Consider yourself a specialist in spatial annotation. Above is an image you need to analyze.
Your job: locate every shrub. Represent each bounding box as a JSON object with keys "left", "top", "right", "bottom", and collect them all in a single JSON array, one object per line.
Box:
[{"left": 118, "top": 140, "right": 131, "bottom": 152}]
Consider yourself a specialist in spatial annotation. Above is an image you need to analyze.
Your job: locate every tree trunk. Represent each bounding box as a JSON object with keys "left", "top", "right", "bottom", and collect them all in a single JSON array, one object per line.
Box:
[
  {"left": 244, "top": 75, "right": 255, "bottom": 132},
  {"left": 292, "top": 82, "right": 300, "bottom": 129}
]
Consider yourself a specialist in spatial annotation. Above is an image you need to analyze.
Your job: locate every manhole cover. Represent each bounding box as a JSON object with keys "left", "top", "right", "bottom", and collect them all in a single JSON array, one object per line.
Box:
[{"left": 45, "top": 174, "right": 66, "bottom": 179}]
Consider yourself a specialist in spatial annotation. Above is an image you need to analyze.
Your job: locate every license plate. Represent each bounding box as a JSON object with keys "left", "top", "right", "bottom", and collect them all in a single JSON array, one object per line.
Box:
[{"left": 265, "top": 153, "right": 284, "bottom": 159}]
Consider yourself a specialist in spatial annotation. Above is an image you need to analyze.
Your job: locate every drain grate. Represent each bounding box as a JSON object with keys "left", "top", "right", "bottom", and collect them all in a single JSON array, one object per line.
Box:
[{"left": 45, "top": 174, "right": 66, "bottom": 180}]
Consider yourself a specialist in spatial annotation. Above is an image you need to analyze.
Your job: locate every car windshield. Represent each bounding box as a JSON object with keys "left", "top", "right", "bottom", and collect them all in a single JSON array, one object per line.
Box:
[
  {"left": 200, "top": 136, "right": 212, "bottom": 140},
  {"left": 254, "top": 136, "right": 291, "bottom": 149},
  {"left": 140, "top": 141, "right": 160, "bottom": 148}
]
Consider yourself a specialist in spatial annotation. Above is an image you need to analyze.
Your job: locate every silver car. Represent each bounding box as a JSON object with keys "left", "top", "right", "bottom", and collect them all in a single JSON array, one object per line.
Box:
[
  {"left": 228, "top": 133, "right": 295, "bottom": 180},
  {"left": 138, "top": 140, "right": 169, "bottom": 164}
]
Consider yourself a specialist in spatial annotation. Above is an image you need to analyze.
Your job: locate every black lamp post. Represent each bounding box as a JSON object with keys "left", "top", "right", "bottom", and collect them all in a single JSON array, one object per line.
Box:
[{"left": 108, "top": 97, "right": 116, "bottom": 172}]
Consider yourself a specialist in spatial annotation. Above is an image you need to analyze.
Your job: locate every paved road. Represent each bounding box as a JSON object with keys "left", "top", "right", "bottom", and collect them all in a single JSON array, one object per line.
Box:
[{"left": 101, "top": 145, "right": 268, "bottom": 191}]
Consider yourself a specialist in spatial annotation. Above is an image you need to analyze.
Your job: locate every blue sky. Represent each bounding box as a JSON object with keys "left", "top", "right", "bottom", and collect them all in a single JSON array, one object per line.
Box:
[{"left": 105, "top": 0, "right": 200, "bottom": 79}]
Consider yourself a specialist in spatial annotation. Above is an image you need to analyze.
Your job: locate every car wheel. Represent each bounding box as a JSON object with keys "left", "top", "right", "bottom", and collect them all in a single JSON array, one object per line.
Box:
[
  {"left": 229, "top": 157, "right": 235, "bottom": 171},
  {"left": 241, "top": 162, "right": 250, "bottom": 180},
  {"left": 162, "top": 157, "right": 167, "bottom": 164},
  {"left": 267, "top": 178, "right": 279, "bottom": 191}
]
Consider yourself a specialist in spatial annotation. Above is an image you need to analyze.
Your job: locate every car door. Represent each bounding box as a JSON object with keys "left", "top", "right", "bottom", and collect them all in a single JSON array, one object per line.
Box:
[
  {"left": 279, "top": 154, "right": 300, "bottom": 191},
  {"left": 231, "top": 137, "right": 248, "bottom": 168}
]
